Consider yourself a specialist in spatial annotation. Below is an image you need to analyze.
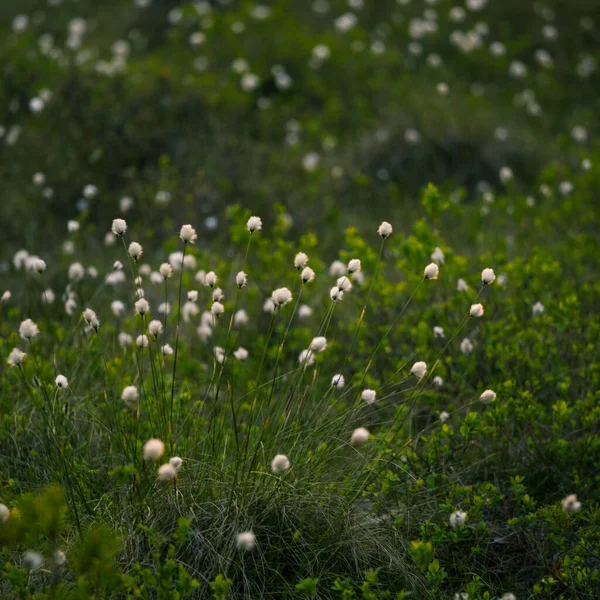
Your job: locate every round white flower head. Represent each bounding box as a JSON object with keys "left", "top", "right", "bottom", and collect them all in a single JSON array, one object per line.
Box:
[
  {"left": 205, "top": 271, "right": 218, "bottom": 287},
  {"left": 143, "top": 438, "right": 165, "bottom": 461},
  {"left": 309, "top": 336, "right": 327, "bottom": 353},
  {"left": 236, "top": 271, "right": 248, "bottom": 288},
  {"left": 433, "top": 376, "right": 444, "bottom": 388},
  {"left": 532, "top": 301, "right": 545, "bottom": 316},
  {"left": 329, "top": 260, "right": 346, "bottom": 277},
  {"left": 19, "top": 319, "right": 40, "bottom": 341},
  {"left": 24, "top": 550, "right": 43, "bottom": 571},
  {"left": 118, "top": 333, "right": 133, "bottom": 347},
  {"left": 433, "top": 326, "right": 445, "bottom": 339},
  {"left": 135, "top": 298, "right": 150, "bottom": 316},
  {"left": 187, "top": 290, "right": 199, "bottom": 302},
  {"left": 350, "top": 427, "right": 370, "bottom": 446},
  {"left": 439, "top": 411, "right": 450, "bottom": 423},
  {"left": 247, "top": 216, "right": 262, "bottom": 233},
  {"left": 0, "top": 503, "right": 10, "bottom": 523},
  {"left": 294, "top": 252, "right": 309, "bottom": 269},
  {"left": 461, "top": 338, "right": 474, "bottom": 354},
  {"left": 301, "top": 267, "right": 315, "bottom": 284},
  {"left": 377, "top": 221, "right": 393, "bottom": 238},
  {"left": 8, "top": 348, "right": 27, "bottom": 367},
  {"left": 157, "top": 463, "right": 177, "bottom": 481},
  {"left": 449, "top": 510, "right": 467, "bottom": 529},
  {"left": 271, "top": 287, "right": 293, "bottom": 307},
  {"left": 479, "top": 389, "right": 496, "bottom": 403},
  {"left": 68, "top": 262, "right": 85, "bottom": 281},
  {"left": 161, "top": 344, "right": 174, "bottom": 356},
  {"left": 347, "top": 259, "right": 361, "bottom": 274},
  {"left": 457, "top": 278, "right": 469, "bottom": 292},
  {"left": 424, "top": 263, "right": 439, "bottom": 280},
  {"left": 121, "top": 386, "right": 139, "bottom": 403},
  {"left": 233, "top": 347, "right": 249, "bottom": 360},
  {"left": 55, "top": 375, "right": 68, "bottom": 389},
  {"left": 263, "top": 298, "right": 276, "bottom": 313},
  {"left": 361, "top": 389, "right": 377, "bottom": 405},
  {"left": 34, "top": 258, "right": 46, "bottom": 273},
  {"left": 111, "top": 300, "right": 125, "bottom": 316},
  {"left": 500, "top": 594, "right": 516, "bottom": 600},
  {"left": 179, "top": 224, "right": 197, "bottom": 244},
  {"left": 561, "top": 494, "right": 581, "bottom": 512},
  {"left": 1, "top": 290, "right": 11, "bottom": 304},
  {"left": 169, "top": 456, "right": 183, "bottom": 470},
  {"left": 431, "top": 247, "right": 445, "bottom": 264},
  {"left": 215, "top": 346, "right": 226, "bottom": 364},
  {"left": 330, "top": 286, "right": 343, "bottom": 301},
  {"left": 136, "top": 334, "right": 149, "bottom": 348},
  {"left": 158, "top": 263, "right": 172, "bottom": 280},
  {"left": 481, "top": 268, "right": 495, "bottom": 285},
  {"left": 234, "top": 309, "right": 249, "bottom": 327},
  {"left": 111, "top": 218, "right": 127, "bottom": 236},
  {"left": 67, "top": 220, "right": 80, "bottom": 233},
  {"left": 148, "top": 320, "right": 163, "bottom": 338},
  {"left": 82, "top": 308, "right": 97, "bottom": 324},
  {"left": 42, "top": 289, "right": 55, "bottom": 304},
  {"left": 298, "top": 304, "right": 312, "bottom": 318},
  {"left": 271, "top": 454, "right": 291, "bottom": 474},
  {"left": 332, "top": 374, "right": 345, "bottom": 389},
  {"left": 211, "top": 301, "right": 225, "bottom": 317},
  {"left": 128, "top": 242, "right": 143, "bottom": 262},
  {"left": 236, "top": 531, "right": 256, "bottom": 551},
  {"left": 411, "top": 361, "right": 427, "bottom": 379},
  {"left": 470, "top": 303, "right": 484, "bottom": 318},
  {"left": 212, "top": 288, "right": 224, "bottom": 302},
  {"left": 298, "top": 349, "right": 315, "bottom": 366},
  {"left": 336, "top": 276, "right": 352, "bottom": 292}
]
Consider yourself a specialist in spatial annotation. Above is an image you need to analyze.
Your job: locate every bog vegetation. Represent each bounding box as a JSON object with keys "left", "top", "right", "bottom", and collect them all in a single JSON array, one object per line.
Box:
[{"left": 0, "top": 1, "right": 599, "bottom": 599}]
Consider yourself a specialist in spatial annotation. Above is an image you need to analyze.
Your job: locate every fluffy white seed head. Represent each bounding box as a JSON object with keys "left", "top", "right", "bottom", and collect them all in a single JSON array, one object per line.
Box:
[
  {"left": 298, "top": 349, "right": 315, "bottom": 366},
  {"left": 0, "top": 503, "right": 10, "bottom": 523},
  {"left": 179, "top": 224, "right": 197, "bottom": 244},
  {"left": 271, "top": 287, "right": 293, "bottom": 307},
  {"left": 361, "top": 389, "right": 377, "bottom": 405},
  {"left": 211, "top": 301, "right": 224, "bottom": 316},
  {"left": 457, "top": 278, "right": 469, "bottom": 292},
  {"left": 234, "top": 309, "right": 249, "bottom": 327},
  {"left": 350, "top": 427, "right": 370, "bottom": 446},
  {"left": 411, "top": 361, "right": 427, "bottom": 379},
  {"left": 532, "top": 301, "right": 545, "bottom": 316},
  {"left": 433, "top": 326, "right": 445, "bottom": 339},
  {"left": 7, "top": 348, "right": 27, "bottom": 367},
  {"left": 347, "top": 259, "right": 361, "bottom": 274},
  {"left": 205, "top": 271, "right": 218, "bottom": 287},
  {"left": 431, "top": 247, "right": 445, "bottom": 264},
  {"left": 187, "top": 290, "right": 199, "bottom": 302},
  {"left": 481, "top": 268, "right": 496, "bottom": 285},
  {"left": 55, "top": 375, "right": 68, "bottom": 389},
  {"left": 236, "top": 531, "right": 256, "bottom": 551},
  {"left": 309, "top": 336, "right": 327, "bottom": 353},
  {"left": 169, "top": 456, "right": 183, "bottom": 470},
  {"left": 121, "top": 386, "right": 139, "bottom": 403},
  {"left": 111, "top": 300, "right": 125, "bottom": 316},
  {"left": 19, "top": 319, "right": 40, "bottom": 341},
  {"left": 449, "top": 510, "right": 467, "bottom": 529},
  {"left": 332, "top": 374, "right": 345, "bottom": 389},
  {"left": 161, "top": 344, "right": 174, "bottom": 356},
  {"left": 148, "top": 319, "right": 163, "bottom": 338},
  {"left": 247, "top": 216, "right": 262, "bottom": 233},
  {"left": 479, "top": 389, "right": 496, "bottom": 403},
  {"left": 111, "top": 218, "right": 127, "bottom": 236},
  {"left": 136, "top": 334, "right": 149, "bottom": 347},
  {"left": 236, "top": 271, "right": 248, "bottom": 288},
  {"left": 336, "top": 276, "right": 352, "bottom": 292},
  {"left": 118, "top": 332, "right": 133, "bottom": 347},
  {"left": 1, "top": 290, "right": 11, "bottom": 304},
  {"left": 294, "top": 252, "right": 309, "bottom": 269},
  {"left": 439, "top": 411, "right": 450, "bottom": 423},
  {"left": 470, "top": 303, "right": 484, "bottom": 318},
  {"left": 330, "top": 286, "right": 343, "bottom": 301},
  {"left": 377, "top": 221, "right": 393, "bottom": 238},
  {"left": 128, "top": 242, "right": 143, "bottom": 262},
  {"left": 233, "top": 347, "right": 248, "bottom": 360},
  {"left": 424, "top": 263, "right": 439, "bottom": 280},
  {"left": 561, "top": 494, "right": 581, "bottom": 512},
  {"left": 460, "top": 338, "right": 474, "bottom": 354},
  {"left": 298, "top": 304, "right": 312, "bottom": 318},
  {"left": 160, "top": 263, "right": 173, "bottom": 279},
  {"left": 270, "top": 454, "right": 291, "bottom": 474},
  {"left": 329, "top": 260, "right": 346, "bottom": 277},
  {"left": 143, "top": 438, "right": 165, "bottom": 461},
  {"left": 433, "top": 376, "right": 444, "bottom": 388},
  {"left": 34, "top": 258, "right": 46, "bottom": 273},
  {"left": 301, "top": 267, "right": 315, "bottom": 284},
  {"left": 135, "top": 298, "right": 150, "bottom": 316},
  {"left": 157, "top": 463, "right": 177, "bottom": 481}
]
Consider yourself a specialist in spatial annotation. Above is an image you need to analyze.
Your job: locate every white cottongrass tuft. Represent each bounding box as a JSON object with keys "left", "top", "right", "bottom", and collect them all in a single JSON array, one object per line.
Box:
[
  {"left": 271, "top": 287, "right": 293, "bottom": 307},
  {"left": 332, "top": 374, "right": 345, "bottom": 389},
  {"left": 247, "top": 216, "right": 262, "bottom": 233},
  {"left": 481, "top": 268, "right": 495, "bottom": 285},
  {"left": 236, "top": 530, "right": 257, "bottom": 551},
  {"left": 410, "top": 361, "right": 427, "bottom": 379},
  {"left": 157, "top": 463, "right": 177, "bottom": 481},
  {"left": 148, "top": 320, "right": 163, "bottom": 338},
  {"left": 424, "top": 263, "right": 439, "bottom": 280},
  {"left": 460, "top": 338, "right": 474, "bottom": 354},
  {"left": 298, "top": 304, "right": 312, "bottom": 318},
  {"left": 19, "top": 319, "right": 39, "bottom": 342},
  {"left": 433, "top": 326, "right": 445, "bottom": 339},
  {"left": 294, "top": 252, "right": 309, "bottom": 269},
  {"left": 309, "top": 336, "right": 327, "bottom": 353},
  {"left": 118, "top": 333, "right": 133, "bottom": 347},
  {"left": 135, "top": 298, "right": 150, "bottom": 316},
  {"left": 457, "top": 278, "right": 469, "bottom": 292},
  {"left": 111, "top": 218, "right": 127, "bottom": 236},
  {"left": 361, "top": 389, "right": 377, "bottom": 405},
  {"left": 24, "top": 550, "right": 43, "bottom": 571},
  {"left": 143, "top": 438, "right": 165, "bottom": 461},
  {"left": 212, "top": 288, "right": 224, "bottom": 302},
  {"left": 1, "top": 290, "right": 10, "bottom": 304},
  {"left": 111, "top": 300, "right": 125, "bottom": 316},
  {"left": 169, "top": 456, "right": 183, "bottom": 470},
  {"left": 329, "top": 260, "right": 346, "bottom": 277},
  {"left": 136, "top": 334, "right": 149, "bottom": 348},
  {"left": 336, "top": 276, "right": 352, "bottom": 292},
  {"left": 205, "top": 271, "right": 218, "bottom": 287},
  {"left": 160, "top": 263, "right": 173, "bottom": 279},
  {"left": 377, "top": 221, "right": 393, "bottom": 238},
  {"left": 7, "top": 348, "right": 26, "bottom": 367},
  {"left": 439, "top": 411, "right": 450, "bottom": 423},
  {"left": 347, "top": 259, "right": 361, "bottom": 274},
  {"left": 431, "top": 247, "right": 445, "bottom": 264},
  {"left": 350, "top": 427, "right": 370, "bottom": 445},
  {"left": 561, "top": 494, "right": 581, "bottom": 512},
  {"left": 449, "top": 510, "right": 467, "bottom": 529},
  {"left": 330, "top": 286, "right": 343, "bottom": 301},
  {"left": 298, "top": 349, "right": 315, "bottom": 366},
  {"left": 234, "top": 309, "right": 249, "bottom": 326},
  {"left": 179, "top": 224, "right": 197, "bottom": 244},
  {"left": 68, "top": 262, "right": 85, "bottom": 281},
  {"left": 433, "top": 376, "right": 444, "bottom": 388},
  {"left": 271, "top": 454, "right": 291, "bottom": 474},
  {"left": 121, "top": 386, "right": 139, "bottom": 403},
  {"left": 532, "top": 301, "right": 545, "bottom": 316},
  {"left": 128, "top": 242, "right": 143, "bottom": 262},
  {"left": 211, "top": 302, "right": 224, "bottom": 316},
  {"left": 301, "top": 267, "right": 315, "bottom": 283},
  {"left": 470, "top": 303, "right": 484, "bottom": 318},
  {"left": 55, "top": 375, "right": 68, "bottom": 389},
  {"left": 34, "top": 258, "right": 46, "bottom": 273},
  {"left": 0, "top": 503, "right": 9, "bottom": 523},
  {"left": 161, "top": 344, "right": 174, "bottom": 356},
  {"left": 233, "top": 347, "right": 248, "bottom": 360},
  {"left": 500, "top": 594, "right": 516, "bottom": 600},
  {"left": 479, "top": 389, "right": 496, "bottom": 403},
  {"left": 236, "top": 271, "right": 248, "bottom": 288}
]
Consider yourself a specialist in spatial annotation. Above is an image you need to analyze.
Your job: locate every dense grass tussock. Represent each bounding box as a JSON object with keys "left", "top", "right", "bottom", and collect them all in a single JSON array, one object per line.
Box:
[{"left": 1, "top": 0, "right": 600, "bottom": 599}]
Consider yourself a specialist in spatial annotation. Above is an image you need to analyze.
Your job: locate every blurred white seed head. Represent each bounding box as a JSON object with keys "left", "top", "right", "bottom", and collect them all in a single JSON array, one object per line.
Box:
[
  {"left": 309, "top": 336, "right": 327, "bottom": 353},
  {"left": 271, "top": 287, "right": 293, "bottom": 307},
  {"left": 271, "top": 454, "right": 291, "bottom": 474},
  {"left": 211, "top": 301, "right": 224, "bottom": 316},
  {"left": 294, "top": 252, "right": 309, "bottom": 269},
  {"left": 135, "top": 298, "right": 150, "bottom": 316},
  {"left": 330, "top": 286, "right": 343, "bottom": 301},
  {"left": 301, "top": 267, "right": 315, "bottom": 283},
  {"left": 236, "top": 530, "right": 256, "bottom": 551},
  {"left": 449, "top": 510, "right": 467, "bottom": 529},
  {"left": 411, "top": 361, "right": 427, "bottom": 379},
  {"left": 1, "top": 290, "right": 11, "bottom": 304},
  {"left": 347, "top": 258, "right": 361, "bottom": 274},
  {"left": 136, "top": 334, "right": 149, "bottom": 348},
  {"left": 0, "top": 503, "right": 10, "bottom": 523},
  {"left": 143, "top": 438, "right": 165, "bottom": 461},
  {"left": 118, "top": 332, "right": 133, "bottom": 347},
  {"left": 55, "top": 375, "right": 68, "bottom": 389},
  {"left": 112, "top": 218, "right": 127, "bottom": 236},
  {"left": 247, "top": 216, "right": 263, "bottom": 233},
  {"left": 187, "top": 290, "right": 199, "bottom": 302},
  {"left": 205, "top": 271, "right": 218, "bottom": 287},
  {"left": 433, "top": 326, "right": 445, "bottom": 339},
  {"left": 8, "top": 348, "right": 27, "bottom": 367},
  {"left": 361, "top": 389, "right": 376, "bottom": 404},
  {"left": 234, "top": 309, "right": 249, "bottom": 326},
  {"left": 479, "top": 389, "right": 496, "bottom": 403},
  {"left": 298, "top": 304, "right": 312, "bottom": 318},
  {"left": 329, "top": 260, "right": 346, "bottom": 277},
  {"left": 34, "top": 258, "right": 46, "bottom": 273},
  {"left": 157, "top": 463, "right": 177, "bottom": 481},
  {"left": 350, "top": 427, "right": 370, "bottom": 445},
  {"left": 169, "top": 456, "right": 183, "bottom": 470},
  {"left": 481, "top": 268, "right": 495, "bottom": 285},
  {"left": 298, "top": 349, "right": 315, "bottom": 366},
  {"left": 439, "top": 411, "right": 450, "bottom": 423},
  {"left": 424, "top": 263, "right": 439, "bottom": 280},
  {"left": 460, "top": 338, "right": 474, "bottom": 354},
  {"left": 160, "top": 263, "right": 173, "bottom": 279},
  {"left": 179, "top": 224, "right": 197, "bottom": 244},
  {"left": 532, "top": 301, "right": 545, "bottom": 316},
  {"left": 332, "top": 374, "right": 345, "bottom": 389},
  {"left": 19, "top": 319, "right": 40, "bottom": 341},
  {"left": 161, "top": 344, "right": 174, "bottom": 356},
  {"left": 233, "top": 347, "right": 248, "bottom": 360},
  {"left": 377, "top": 221, "right": 393, "bottom": 238},
  {"left": 128, "top": 242, "right": 143, "bottom": 262},
  {"left": 561, "top": 494, "right": 581, "bottom": 512},
  {"left": 336, "top": 276, "right": 352, "bottom": 292},
  {"left": 121, "top": 386, "right": 139, "bottom": 403},
  {"left": 470, "top": 303, "right": 484, "bottom": 318},
  {"left": 148, "top": 320, "right": 163, "bottom": 338},
  {"left": 236, "top": 271, "right": 248, "bottom": 288}
]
